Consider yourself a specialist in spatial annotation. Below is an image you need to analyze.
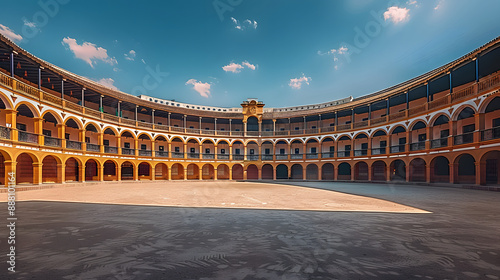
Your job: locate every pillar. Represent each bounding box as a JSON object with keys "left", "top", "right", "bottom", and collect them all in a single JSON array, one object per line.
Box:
[
  {"left": 33, "top": 162, "right": 42, "bottom": 185},
  {"left": 184, "top": 143, "right": 187, "bottom": 159},
  {"left": 426, "top": 164, "right": 431, "bottom": 183},
  {"left": 98, "top": 133, "right": 104, "bottom": 153},
  {"left": 273, "top": 166, "right": 276, "bottom": 180},
  {"left": 302, "top": 165, "right": 306, "bottom": 180},
  {"left": 34, "top": 117, "right": 44, "bottom": 144},
  {"left": 98, "top": 165, "right": 104, "bottom": 182},
  {"left": 5, "top": 109, "right": 17, "bottom": 141},
  {"left": 229, "top": 166, "right": 233, "bottom": 180},
  {"left": 151, "top": 141, "right": 156, "bottom": 157},
  {"left": 214, "top": 167, "right": 218, "bottom": 180},
  {"left": 133, "top": 163, "right": 139, "bottom": 181},
  {"left": 117, "top": 163, "right": 121, "bottom": 181},
  {"left": 183, "top": 166, "right": 187, "bottom": 181},
  {"left": 386, "top": 162, "right": 392, "bottom": 182},
  {"left": 199, "top": 166, "right": 203, "bottom": 180},
  {"left": 151, "top": 166, "right": 156, "bottom": 181},
  {"left": 3, "top": 161, "right": 16, "bottom": 187},
  {"left": 58, "top": 124, "right": 66, "bottom": 148},
  {"left": 57, "top": 163, "right": 64, "bottom": 183},
  {"left": 134, "top": 139, "right": 139, "bottom": 156},
  {"left": 79, "top": 164, "right": 85, "bottom": 182},
  {"left": 405, "top": 161, "right": 410, "bottom": 182},
  {"left": 258, "top": 167, "right": 262, "bottom": 180}
]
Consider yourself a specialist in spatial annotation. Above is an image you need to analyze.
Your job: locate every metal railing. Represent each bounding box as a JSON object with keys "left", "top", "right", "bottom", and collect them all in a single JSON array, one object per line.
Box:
[
  {"left": 247, "top": 155, "right": 259, "bottom": 161},
  {"left": 86, "top": 143, "right": 100, "bottom": 152},
  {"left": 218, "top": 154, "right": 229, "bottom": 160},
  {"left": 188, "top": 153, "right": 200, "bottom": 159},
  {"left": 104, "top": 146, "right": 118, "bottom": 154},
  {"left": 431, "top": 137, "right": 448, "bottom": 148},
  {"left": 18, "top": 131, "right": 38, "bottom": 144},
  {"left": 262, "top": 154, "right": 273, "bottom": 161},
  {"left": 482, "top": 127, "right": 500, "bottom": 141},
  {"left": 371, "top": 147, "right": 386, "bottom": 155},
  {"left": 0, "top": 126, "right": 11, "bottom": 139},
  {"left": 139, "top": 149, "right": 152, "bottom": 156},
  {"left": 172, "top": 152, "right": 184, "bottom": 158},
  {"left": 306, "top": 153, "right": 318, "bottom": 159},
  {"left": 232, "top": 155, "right": 244, "bottom": 160},
  {"left": 276, "top": 154, "right": 288, "bottom": 160},
  {"left": 290, "top": 154, "right": 303, "bottom": 159},
  {"left": 354, "top": 149, "right": 368, "bottom": 156},
  {"left": 454, "top": 132, "right": 474, "bottom": 145},
  {"left": 156, "top": 151, "right": 169, "bottom": 157},
  {"left": 121, "top": 148, "right": 135, "bottom": 155},
  {"left": 390, "top": 145, "right": 406, "bottom": 153},
  {"left": 337, "top": 151, "right": 351, "bottom": 157},
  {"left": 410, "top": 141, "right": 426, "bottom": 151},
  {"left": 321, "top": 152, "right": 335, "bottom": 158},
  {"left": 66, "top": 140, "right": 81, "bottom": 150},
  {"left": 203, "top": 153, "right": 215, "bottom": 159},
  {"left": 44, "top": 136, "right": 61, "bottom": 147}
]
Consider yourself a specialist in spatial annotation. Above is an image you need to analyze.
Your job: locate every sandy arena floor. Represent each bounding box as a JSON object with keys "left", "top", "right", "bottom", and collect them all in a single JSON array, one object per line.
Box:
[{"left": 1, "top": 181, "right": 499, "bottom": 280}]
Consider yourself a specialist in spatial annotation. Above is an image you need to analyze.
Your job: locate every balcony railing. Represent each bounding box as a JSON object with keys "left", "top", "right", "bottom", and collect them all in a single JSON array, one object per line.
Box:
[
  {"left": 44, "top": 136, "right": 61, "bottom": 147},
  {"left": 0, "top": 126, "right": 11, "bottom": 139},
  {"left": 18, "top": 131, "right": 38, "bottom": 144},
  {"left": 86, "top": 143, "right": 100, "bottom": 152},
  {"left": 371, "top": 147, "right": 386, "bottom": 155},
  {"left": 172, "top": 152, "right": 184, "bottom": 158},
  {"left": 290, "top": 154, "right": 303, "bottom": 159},
  {"left": 262, "top": 154, "right": 273, "bottom": 161},
  {"left": 337, "top": 151, "right": 351, "bottom": 157},
  {"left": 218, "top": 154, "right": 229, "bottom": 160},
  {"left": 66, "top": 140, "right": 81, "bottom": 150},
  {"left": 247, "top": 155, "right": 259, "bottom": 161},
  {"left": 122, "top": 148, "right": 135, "bottom": 155},
  {"left": 390, "top": 145, "right": 406, "bottom": 153},
  {"left": 321, "top": 152, "right": 335, "bottom": 158},
  {"left": 431, "top": 137, "right": 448, "bottom": 148},
  {"left": 482, "top": 127, "right": 500, "bottom": 141},
  {"left": 139, "top": 149, "right": 152, "bottom": 156},
  {"left": 410, "top": 141, "right": 426, "bottom": 151},
  {"left": 306, "top": 153, "right": 318, "bottom": 159},
  {"left": 233, "top": 155, "right": 244, "bottom": 160},
  {"left": 276, "top": 154, "right": 288, "bottom": 160},
  {"left": 454, "top": 132, "right": 474, "bottom": 145},
  {"left": 156, "top": 151, "right": 169, "bottom": 157},
  {"left": 104, "top": 146, "right": 118, "bottom": 154},
  {"left": 354, "top": 149, "right": 368, "bottom": 156},
  {"left": 188, "top": 153, "right": 200, "bottom": 159},
  {"left": 203, "top": 153, "right": 215, "bottom": 159}
]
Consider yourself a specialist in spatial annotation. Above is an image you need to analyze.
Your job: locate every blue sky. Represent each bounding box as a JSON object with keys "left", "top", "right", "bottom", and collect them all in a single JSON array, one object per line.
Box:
[{"left": 1, "top": 0, "right": 499, "bottom": 108}]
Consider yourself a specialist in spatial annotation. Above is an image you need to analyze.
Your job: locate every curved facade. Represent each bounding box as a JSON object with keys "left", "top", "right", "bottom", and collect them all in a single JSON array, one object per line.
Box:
[{"left": 1, "top": 33, "right": 500, "bottom": 186}]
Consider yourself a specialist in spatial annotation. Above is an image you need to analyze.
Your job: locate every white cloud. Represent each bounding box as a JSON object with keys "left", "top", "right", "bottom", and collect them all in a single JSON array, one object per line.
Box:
[
  {"left": 23, "top": 19, "right": 36, "bottom": 28},
  {"left": 124, "top": 50, "right": 136, "bottom": 61},
  {"left": 319, "top": 46, "right": 348, "bottom": 69},
  {"left": 186, "top": 79, "right": 211, "bottom": 98},
  {"left": 434, "top": 0, "right": 444, "bottom": 10},
  {"left": 289, "top": 74, "right": 311, "bottom": 90},
  {"left": 329, "top": 46, "right": 348, "bottom": 55},
  {"left": 0, "top": 24, "right": 22, "bottom": 42},
  {"left": 231, "top": 17, "right": 257, "bottom": 30},
  {"left": 407, "top": 0, "right": 418, "bottom": 6},
  {"left": 141, "top": 59, "right": 146, "bottom": 64},
  {"left": 242, "top": 61, "right": 256, "bottom": 70},
  {"left": 384, "top": 6, "right": 410, "bottom": 24},
  {"left": 223, "top": 61, "right": 256, "bottom": 73},
  {"left": 62, "top": 37, "right": 117, "bottom": 68},
  {"left": 97, "top": 78, "right": 118, "bottom": 90},
  {"left": 223, "top": 62, "right": 244, "bottom": 73}
]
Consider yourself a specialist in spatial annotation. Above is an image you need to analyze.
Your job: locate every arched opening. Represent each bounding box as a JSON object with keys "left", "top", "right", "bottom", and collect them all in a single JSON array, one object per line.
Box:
[
  {"left": 455, "top": 154, "right": 476, "bottom": 184},
  {"left": 247, "top": 164, "right": 258, "bottom": 179},
  {"left": 246, "top": 141, "right": 259, "bottom": 161},
  {"left": 103, "top": 128, "right": 118, "bottom": 154},
  {"left": 431, "top": 156, "right": 449, "bottom": 183},
  {"left": 202, "top": 140, "right": 215, "bottom": 160},
  {"left": 138, "top": 162, "right": 151, "bottom": 179},
  {"left": 371, "top": 130, "right": 388, "bottom": 155},
  {"left": 290, "top": 140, "right": 303, "bottom": 159},
  {"left": 354, "top": 162, "right": 368, "bottom": 180},
  {"left": 481, "top": 151, "right": 500, "bottom": 185},
  {"left": 64, "top": 118, "right": 81, "bottom": 150},
  {"left": 121, "top": 162, "right": 134, "bottom": 180},
  {"left": 262, "top": 164, "right": 273, "bottom": 179},
  {"left": 306, "top": 164, "right": 318, "bottom": 180},
  {"left": 337, "top": 162, "right": 351, "bottom": 180},
  {"left": 409, "top": 158, "right": 426, "bottom": 182},
  {"left": 84, "top": 123, "right": 100, "bottom": 152},
  {"left": 337, "top": 136, "right": 352, "bottom": 157},
  {"left": 391, "top": 125, "right": 406, "bottom": 153},
  {"left": 85, "top": 159, "right": 99, "bottom": 181},
  {"left": 321, "top": 163, "right": 334, "bottom": 180},
  {"left": 483, "top": 97, "right": 500, "bottom": 141},
  {"left": 276, "top": 164, "right": 288, "bottom": 179},
  {"left": 247, "top": 116, "right": 259, "bottom": 132},
  {"left": 431, "top": 115, "right": 450, "bottom": 148},
  {"left": 121, "top": 131, "right": 136, "bottom": 155},
  {"left": 372, "top": 161, "right": 387, "bottom": 181},
  {"left": 275, "top": 140, "right": 289, "bottom": 160},
  {"left": 202, "top": 164, "right": 215, "bottom": 180},
  {"left": 354, "top": 133, "right": 369, "bottom": 156},
  {"left": 103, "top": 160, "right": 117, "bottom": 181},
  {"left": 261, "top": 141, "right": 274, "bottom": 161},
  {"left": 187, "top": 139, "right": 200, "bottom": 159},
  {"left": 171, "top": 137, "right": 184, "bottom": 158},
  {"left": 65, "top": 157, "right": 79, "bottom": 182},
  {"left": 217, "top": 141, "right": 230, "bottom": 160},
  {"left": 155, "top": 136, "right": 169, "bottom": 158},
  {"left": 187, "top": 164, "right": 199, "bottom": 180},
  {"left": 320, "top": 138, "right": 335, "bottom": 158},
  {"left": 217, "top": 164, "right": 230, "bottom": 180},
  {"left": 42, "top": 112, "right": 61, "bottom": 147},
  {"left": 42, "top": 155, "right": 59, "bottom": 183},
  {"left": 138, "top": 134, "right": 152, "bottom": 156},
  {"left": 455, "top": 107, "right": 475, "bottom": 144},
  {"left": 232, "top": 164, "right": 244, "bottom": 180},
  {"left": 291, "top": 164, "right": 303, "bottom": 179},
  {"left": 155, "top": 163, "right": 168, "bottom": 180},
  {"left": 410, "top": 121, "right": 427, "bottom": 151},
  {"left": 390, "top": 160, "right": 406, "bottom": 181},
  {"left": 232, "top": 141, "right": 244, "bottom": 160},
  {"left": 171, "top": 163, "right": 184, "bottom": 180},
  {"left": 306, "top": 139, "right": 319, "bottom": 159},
  {"left": 17, "top": 153, "right": 34, "bottom": 184},
  {"left": 16, "top": 104, "right": 38, "bottom": 144}
]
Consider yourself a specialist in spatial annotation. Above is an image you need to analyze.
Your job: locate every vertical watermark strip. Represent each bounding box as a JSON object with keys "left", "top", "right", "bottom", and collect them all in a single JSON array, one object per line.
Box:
[{"left": 7, "top": 172, "right": 16, "bottom": 273}]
